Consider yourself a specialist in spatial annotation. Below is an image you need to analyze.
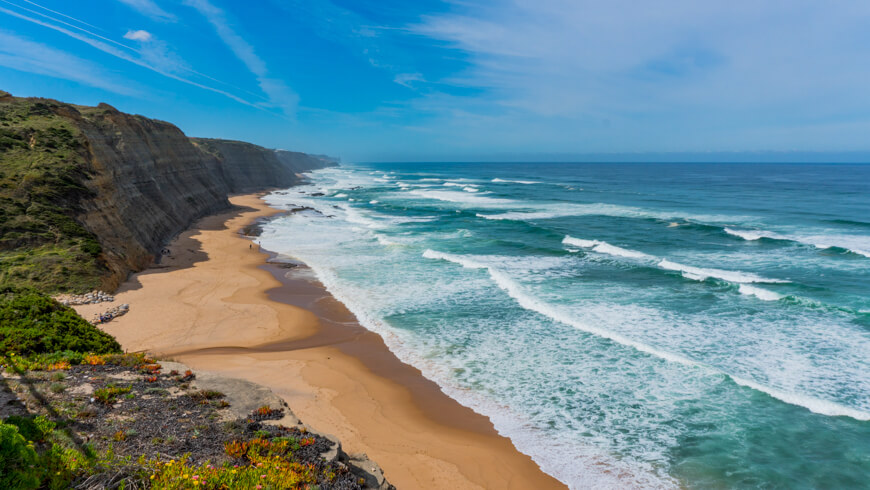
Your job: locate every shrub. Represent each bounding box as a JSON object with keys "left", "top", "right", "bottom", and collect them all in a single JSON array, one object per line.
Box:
[
  {"left": 188, "top": 389, "right": 224, "bottom": 402},
  {"left": 0, "top": 287, "right": 121, "bottom": 356},
  {"left": 3, "top": 415, "right": 55, "bottom": 443},
  {"left": 0, "top": 422, "right": 40, "bottom": 489},
  {"left": 93, "top": 384, "right": 131, "bottom": 405}
]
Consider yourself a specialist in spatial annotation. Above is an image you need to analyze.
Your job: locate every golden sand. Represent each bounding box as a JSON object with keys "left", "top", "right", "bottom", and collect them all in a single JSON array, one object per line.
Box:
[{"left": 77, "top": 194, "right": 564, "bottom": 489}]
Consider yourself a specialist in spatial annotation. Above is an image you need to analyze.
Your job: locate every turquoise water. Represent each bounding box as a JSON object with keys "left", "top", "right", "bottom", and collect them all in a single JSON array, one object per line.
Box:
[{"left": 259, "top": 163, "right": 870, "bottom": 488}]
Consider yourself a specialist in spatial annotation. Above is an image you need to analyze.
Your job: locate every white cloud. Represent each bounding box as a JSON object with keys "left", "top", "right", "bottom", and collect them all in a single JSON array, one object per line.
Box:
[
  {"left": 0, "top": 29, "right": 138, "bottom": 95},
  {"left": 394, "top": 73, "right": 424, "bottom": 88},
  {"left": 405, "top": 0, "right": 870, "bottom": 152},
  {"left": 123, "top": 29, "right": 152, "bottom": 42},
  {"left": 184, "top": 0, "right": 298, "bottom": 115},
  {"left": 116, "top": 0, "right": 176, "bottom": 22}
]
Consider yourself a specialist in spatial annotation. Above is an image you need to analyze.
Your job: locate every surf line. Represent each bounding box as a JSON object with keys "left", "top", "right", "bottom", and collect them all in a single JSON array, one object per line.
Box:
[
  {"left": 423, "top": 249, "right": 870, "bottom": 421},
  {"left": 562, "top": 236, "right": 787, "bottom": 301}
]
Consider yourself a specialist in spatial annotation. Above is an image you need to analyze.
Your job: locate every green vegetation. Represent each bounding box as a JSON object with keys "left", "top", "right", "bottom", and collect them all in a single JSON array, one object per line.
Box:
[
  {"left": 0, "top": 96, "right": 106, "bottom": 293},
  {"left": 0, "top": 287, "right": 121, "bottom": 356},
  {"left": 0, "top": 422, "right": 40, "bottom": 489},
  {"left": 93, "top": 384, "right": 132, "bottom": 405},
  {"left": 0, "top": 352, "right": 362, "bottom": 489}
]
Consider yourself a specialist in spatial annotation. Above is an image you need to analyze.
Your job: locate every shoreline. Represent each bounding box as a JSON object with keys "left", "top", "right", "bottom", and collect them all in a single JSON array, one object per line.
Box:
[{"left": 80, "top": 193, "right": 564, "bottom": 489}]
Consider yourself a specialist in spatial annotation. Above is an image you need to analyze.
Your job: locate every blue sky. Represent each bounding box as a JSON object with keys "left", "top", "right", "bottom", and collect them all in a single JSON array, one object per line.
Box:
[{"left": 1, "top": 0, "right": 870, "bottom": 162}]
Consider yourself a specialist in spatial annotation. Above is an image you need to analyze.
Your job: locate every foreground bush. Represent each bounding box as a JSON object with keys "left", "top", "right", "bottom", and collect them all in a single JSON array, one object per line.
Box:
[
  {"left": 0, "top": 422, "right": 40, "bottom": 489},
  {"left": 0, "top": 287, "right": 121, "bottom": 356}
]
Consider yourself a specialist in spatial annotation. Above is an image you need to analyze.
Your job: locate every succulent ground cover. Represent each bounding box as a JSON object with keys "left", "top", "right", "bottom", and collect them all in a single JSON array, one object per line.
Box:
[{"left": 0, "top": 352, "right": 365, "bottom": 489}]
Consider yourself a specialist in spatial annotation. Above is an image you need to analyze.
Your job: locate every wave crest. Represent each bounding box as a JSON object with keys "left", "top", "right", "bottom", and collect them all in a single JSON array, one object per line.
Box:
[{"left": 424, "top": 249, "right": 869, "bottom": 421}]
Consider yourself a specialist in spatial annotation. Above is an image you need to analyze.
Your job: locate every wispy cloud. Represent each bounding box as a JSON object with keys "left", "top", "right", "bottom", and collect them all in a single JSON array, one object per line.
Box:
[
  {"left": 265, "top": 0, "right": 422, "bottom": 88},
  {"left": 0, "top": 3, "right": 265, "bottom": 110},
  {"left": 0, "top": 29, "right": 138, "bottom": 95},
  {"left": 394, "top": 73, "right": 424, "bottom": 88},
  {"left": 405, "top": 0, "right": 870, "bottom": 152},
  {"left": 116, "top": 0, "right": 176, "bottom": 22},
  {"left": 184, "top": 0, "right": 298, "bottom": 115},
  {"left": 19, "top": 0, "right": 105, "bottom": 31}
]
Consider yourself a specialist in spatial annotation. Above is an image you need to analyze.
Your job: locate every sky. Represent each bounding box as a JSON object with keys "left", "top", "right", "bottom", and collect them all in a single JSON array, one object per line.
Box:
[{"left": 1, "top": 0, "right": 870, "bottom": 162}]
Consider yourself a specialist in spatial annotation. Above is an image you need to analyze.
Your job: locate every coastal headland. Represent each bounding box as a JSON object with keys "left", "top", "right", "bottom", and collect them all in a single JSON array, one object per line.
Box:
[{"left": 84, "top": 193, "right": 564, "bottom": 489}]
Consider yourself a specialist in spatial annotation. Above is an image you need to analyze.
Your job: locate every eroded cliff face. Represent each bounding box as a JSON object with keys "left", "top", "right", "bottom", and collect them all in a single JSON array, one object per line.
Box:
[
  {"left": 76, "top": 105, "right": 233, "bottom": 286},
  {"left": 0, "top": 94, "right": 333, "bottom": 291},
  {"left": 73, "top": 105, "right": 333, "bottom": 289},
  {"left": 191, "top": 138, "right": 299, "bottom": 192}
]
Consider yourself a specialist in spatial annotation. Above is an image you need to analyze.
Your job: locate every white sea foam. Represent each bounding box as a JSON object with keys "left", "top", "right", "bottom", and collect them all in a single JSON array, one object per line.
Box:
[
  {"left": 724, "top": 227, "right": 785, "bottom": 241},
  {"left": 338, "top": 205, "right": 384, "bottom": 229},
  {"left": 408, "top": 189, "right": 514, "bottom": 205},
  {"left": 492, "top": 178, "right": 541, "bottom": 184},
  {"left": 478, "top": 211, "right": 567, "bottom": 220},
  {"left": 738, "top": 284, "right": 783, "bottom": 301},
  {"left": 424, "top": 249, "right": 870, "bottom": 421},
  {"left": 369, "top": 200, "right": 379, "bottom": 204},
  {"left": 562, "top": 236, "right": 600, "bottom": 248},
  {"left": 730, "top": 376, "right": 870, "bottom": 420},
  {"left": 480, "top": 203, "right": 747, "bottom": 224},
  {"left": 375, "top": 234, "right": 399, "bottom": 246},
  {"left": 463, "top": 186, "right": 479, "bottom": 193},
  {"left": 562, "top": 237, "right": 654, "bottom": 260},
  {"left": 725, "top": 228, "right": 870, "bottom": 258},
  {"left": 443, "top": 182, "right": 465, "bottom": 187},
  {"left": 658, "top": 259, "right": 789, "bottom": 284},
  {"left": 334, "top": 193, "right": 348, "bottom": 198},
  {"left": 564, "top": 236, "right": 788, "bottom": 285},
  {"left": 798, "top": 234, "right": 870, "bottom": 258},
  {"left": 423, "top": 250, "right": 701, "bottom": 368}
]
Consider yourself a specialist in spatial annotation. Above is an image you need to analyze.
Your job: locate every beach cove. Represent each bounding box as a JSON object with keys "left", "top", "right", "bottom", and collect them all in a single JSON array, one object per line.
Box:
[{"left": 77, "top": 193, "right": 563, "bottom": 490}]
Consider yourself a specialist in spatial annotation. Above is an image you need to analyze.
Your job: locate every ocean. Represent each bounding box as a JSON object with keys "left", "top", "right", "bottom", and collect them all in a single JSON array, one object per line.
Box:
[{"left": 258, "top": 162, "right": 870, "bottom": 488}]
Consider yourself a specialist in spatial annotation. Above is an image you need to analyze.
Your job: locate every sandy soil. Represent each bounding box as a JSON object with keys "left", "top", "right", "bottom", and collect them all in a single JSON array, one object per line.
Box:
[{"left": 77, "top": 194, "right": 564, "bottom": 490}]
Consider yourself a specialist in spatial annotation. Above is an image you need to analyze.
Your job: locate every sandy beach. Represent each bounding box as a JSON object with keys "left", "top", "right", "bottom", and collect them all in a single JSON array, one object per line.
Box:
[{"left": 76, "top": 193, "right": 564, "bottom": 489}]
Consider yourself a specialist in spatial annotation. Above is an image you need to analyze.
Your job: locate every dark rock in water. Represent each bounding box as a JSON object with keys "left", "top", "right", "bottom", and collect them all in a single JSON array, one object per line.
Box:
[{"left": 311, "top": 192, "right": 325, "bottom": 197}]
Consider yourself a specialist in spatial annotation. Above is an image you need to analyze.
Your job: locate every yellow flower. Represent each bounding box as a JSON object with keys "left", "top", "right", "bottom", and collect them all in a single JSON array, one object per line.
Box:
[{"left": 150, "top": 475, "right": 156, "bottom": 480}]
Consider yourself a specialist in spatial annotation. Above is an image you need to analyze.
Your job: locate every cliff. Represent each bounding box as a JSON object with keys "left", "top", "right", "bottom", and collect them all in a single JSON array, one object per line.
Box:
[{"left": 0, "top": 92, "right": 334, "bottom": 292}]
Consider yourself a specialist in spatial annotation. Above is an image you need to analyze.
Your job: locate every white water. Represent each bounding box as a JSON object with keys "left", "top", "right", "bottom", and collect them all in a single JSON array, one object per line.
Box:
[{"left": 563, "top": 235, "right": 789, "bottom": 285}]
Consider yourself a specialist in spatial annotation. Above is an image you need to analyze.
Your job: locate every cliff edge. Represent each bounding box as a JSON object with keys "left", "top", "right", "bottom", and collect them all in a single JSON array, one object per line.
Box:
[{"left": 0, "top": 93, "right": 334, "bottom": 292}]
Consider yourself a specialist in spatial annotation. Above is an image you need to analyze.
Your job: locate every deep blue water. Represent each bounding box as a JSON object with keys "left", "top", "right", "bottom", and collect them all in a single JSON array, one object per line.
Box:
[{"left": 260, "top": 163, "right": 870, "bottom": 488}]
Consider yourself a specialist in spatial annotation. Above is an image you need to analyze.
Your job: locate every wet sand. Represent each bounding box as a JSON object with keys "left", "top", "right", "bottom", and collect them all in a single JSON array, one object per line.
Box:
[{"left": 81, "top": 193, "right": 564, "bottom": 489}]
